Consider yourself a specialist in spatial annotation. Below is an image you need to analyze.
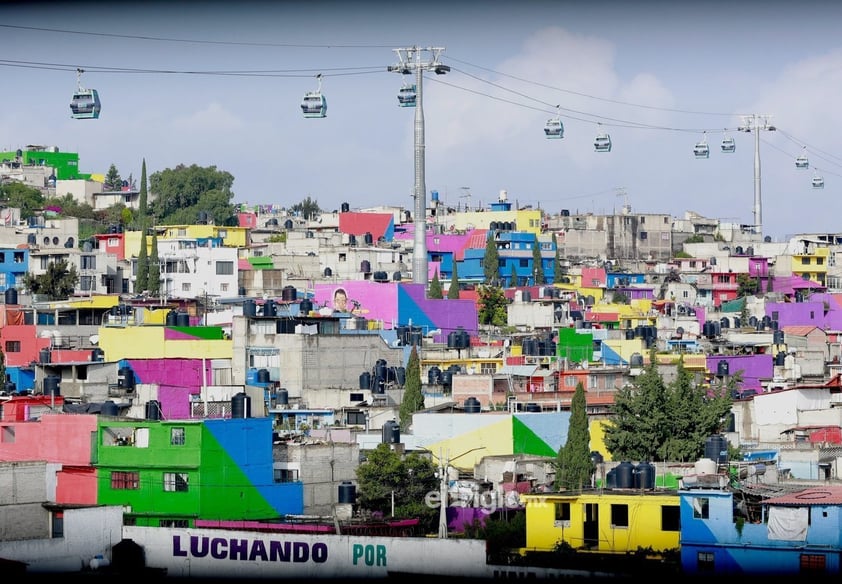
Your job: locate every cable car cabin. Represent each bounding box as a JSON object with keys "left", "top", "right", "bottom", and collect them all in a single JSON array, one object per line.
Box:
[
  {"left": 70, "top": 89, "right": 101, "bottom": 119},
  {"left": 693, "top": 141, "right": 710, "bottom": 159},
  {"left": 544, "top": 118, "right": 564, "bottom": 139},
  {"left": 812, "top": 176, "right": 824, "bottom": 189},
  {"left": 300, "top": 92, "right": 327, "bottom": 118},
  {"left": 721, "top": 136, "right": 736, "bottom": 153},
  {"left": 795, "top": 155, "right": 809, "bottom": 169},
  {"left": 397, "top": 84, "right": 417, "bottom": 107},
  {"left": 594, "top": 133, "right": 612, "bottom": 152}
]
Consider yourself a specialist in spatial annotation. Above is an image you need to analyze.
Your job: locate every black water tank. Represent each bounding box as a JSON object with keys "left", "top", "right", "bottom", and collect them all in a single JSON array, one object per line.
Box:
[
  {"left": 338, "top": 481, "right": 356, "bottom": 504},
  {"left": 243, "top": 300, "right": 257, "bottom": 317},
  {"left": 4, "top": 288, "right": 17, "bottom": 305},
  {"left": 276, "top": 388, "right": 289, "bottom": 406},
  {"left": 394, "top": 366, "right": 406, "bottom": 387},
  {"left": 614, "top": 461, "right": 635, "bottom": 488},
  {"left": 256, "top": 369, "right": 270, "bottom": 384},
  {"left": 704, "top": 435, "right": 728, "bottom": 464},
  {"left": 166, "top": 310, "right": 179, "bottom": 326},
  {"left": 717, "top": 360, "right": 730, "bottom": 376},
  {"left": 232, "top": 392, "right": 251, "bottom": 419},
  {"left": 629, "top": 353, "right": 643, "bottom": 367},
  {"left": 44, "top": 376, "right": 60, "bottom": 397},
  {"left": 775, "top": 351, "right": 787, "bottom": 366},
  {"left": 464, "top": 397, "right": 481, "bottom": 413},
  {"left": 324, "top": 267, "right": 333, "bottom": 277},
  {"left": 773, "top": 330, "right": 785, "bottom": 345},
  {"left": 341, "top": 202, "right": 350, "bottom": 213},
  {"left": 176, "top": 312, "right": 190, "bottom": 327},
  {"left": 284, "top": 219, "right": 294, "bottom": 229},
  {"left": 118, "top": 366, "right": 135, "bottom": 389},
  {"left": 39, "top": 349, "right": 51, "bottom": 364},
  {"left": 447, "top": 331, "right": 459, "bottom": 348},
  {"left": 91, "top": 348, "right": 105, "bottom": 362},
  {"left": 441, "top": 370, "right": 453, "bottom": 388},
  {"left": 373, "top": 271, "right": 389, "bottom": 282},
  {"left": 624, "top": 328, "right": 635, "bottom": 340},
  {"left": 282, "top": 286, "right": 297, "bottom": 301},
  {"left": 381, "top": 420, "right": 400, "bottom": 444},
  {"left": 605, "top": 468, "right": 617, "bottom": 488},
  {"left": 525, "top": 403, "right": 542, "bottom": 412},
  {"left": 145, "top": 400, "right": 162, "bottom": 420},
  {"left": 299, "top": 298, "right": 313, "bottom": 314},
  {"left": 263, "top": 299, "right": 276, "bottom": 317},
  {"left": 428, "top": 366, "right": 442, "bottom": 385},
  {"left": 634, "top": 462, "right": 656, "bottom": 490},
  {"left": 349, "top": 234, "right": 357, "bottom": 246},
  {"left": 359, "top": 371, "right": 372, "bottom": 390},
  {"left": 101, "top": 400, "right": 119, "bottom": 416},
  {"left": 238, "top": 286, "right": 247, "bottom": 297},
  {"left": 364, "top": 232, "right": 373, "bottom": 245}
]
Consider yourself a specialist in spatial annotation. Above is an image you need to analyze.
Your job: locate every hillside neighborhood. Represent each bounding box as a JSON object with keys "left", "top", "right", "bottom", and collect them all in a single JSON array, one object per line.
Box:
[{"left": 1, "top": 145, "right": 842, "bottom": 577}]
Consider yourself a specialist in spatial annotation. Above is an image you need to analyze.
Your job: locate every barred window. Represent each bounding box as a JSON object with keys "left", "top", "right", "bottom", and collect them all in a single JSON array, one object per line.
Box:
[
  {"left": 171, "top": 428, "right": 185, "bottom": 445},
  {"left": 111, "top": 471, "right": 140, "bottom": 490},
  {"left": 216, "top": 261, "right": 234, "bottom": 275},
  {"left": 164, "top": 472, "right": 188, "bottom": 492}
]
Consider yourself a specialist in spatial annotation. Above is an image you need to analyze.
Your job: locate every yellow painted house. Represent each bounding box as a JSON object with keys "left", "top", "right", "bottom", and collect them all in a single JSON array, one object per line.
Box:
[
  {"left": 98, "top": 318, "right": 233, "bottom": 360},
  {"left": 521, "top": 490, "right": 680, "bottom": 555},
  {"left": 124, "top": 224, "right": 249, "bottom": 258}
]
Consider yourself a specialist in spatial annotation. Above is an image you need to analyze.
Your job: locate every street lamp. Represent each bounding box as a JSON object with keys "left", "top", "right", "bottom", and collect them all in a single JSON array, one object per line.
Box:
[
  {"left": 388, "top": 46, "right": 450, "bottom": 286},
  {"left": 432, "top": 446, "right": 486, "bottom": 539}
]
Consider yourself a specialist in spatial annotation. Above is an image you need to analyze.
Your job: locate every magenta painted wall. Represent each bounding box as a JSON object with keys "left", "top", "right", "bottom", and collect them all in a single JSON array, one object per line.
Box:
[
  {"left": 127, "top": 358, "right": 212, "bottom": 420},
  {"left": 313, "top": 281, "right": 398, "bottom": 323}
]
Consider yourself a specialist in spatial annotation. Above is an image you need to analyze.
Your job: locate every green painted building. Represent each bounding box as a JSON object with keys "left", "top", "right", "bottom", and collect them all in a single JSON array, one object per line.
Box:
[{"left": 0, "top": 145, "right": 92, "bottom": 180}]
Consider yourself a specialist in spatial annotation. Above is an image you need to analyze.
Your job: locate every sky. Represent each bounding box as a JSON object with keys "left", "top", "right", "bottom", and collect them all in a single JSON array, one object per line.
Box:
[{"left": 2, "top": 0, "right": 842, "bottom": 241}]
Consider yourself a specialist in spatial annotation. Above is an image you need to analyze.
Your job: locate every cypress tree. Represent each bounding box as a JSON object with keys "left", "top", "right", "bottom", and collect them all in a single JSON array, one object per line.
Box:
[
  {"left": 533, "top": 235, "right": 545, "bottom": 285},
  {"left": 448, "top": 261, "right": 461, "bottom": 299},
  {"left": 148, "top": 231, "right": 160, "bottom": 296},
  {"left": 138, "top": 158, "right": 148, "bottom": 219},
  {"left": 555, "top": 381, "right": 594, "bottom": 491},
  {"left": 428, "top": 270, "right": 443, "bottom": 299},
  {"left": 483, "top": 234, "right": 499, "bottom": 285},
  {"left": 399, "top": 345, "right": 424, "bottom": 431},
  {"left": 553, "top": 233, "right": 561, "bottom": 284}
]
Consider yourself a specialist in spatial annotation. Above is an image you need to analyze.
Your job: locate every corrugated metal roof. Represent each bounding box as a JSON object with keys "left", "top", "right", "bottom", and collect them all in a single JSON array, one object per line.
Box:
[
  {"left": 497, "top": 364, "right": 538, "bottom": 377},
  {"left": 763, "top": 485, "right": 842, "bottom": 506}
]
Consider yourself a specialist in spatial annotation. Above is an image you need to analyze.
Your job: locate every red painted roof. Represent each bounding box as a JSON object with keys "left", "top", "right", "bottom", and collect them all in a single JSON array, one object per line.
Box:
[
  {"left": 338, "top": 212, "right": 392, "bottom": 239},
  {"left": 763, "top": 485, "right": 842, "bottom": 506}
]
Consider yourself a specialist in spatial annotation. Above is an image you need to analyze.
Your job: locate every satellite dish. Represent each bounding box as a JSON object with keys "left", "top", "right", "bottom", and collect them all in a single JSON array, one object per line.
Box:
[{"left": 89, "top": 334, "right": 99, "bottom": 345}]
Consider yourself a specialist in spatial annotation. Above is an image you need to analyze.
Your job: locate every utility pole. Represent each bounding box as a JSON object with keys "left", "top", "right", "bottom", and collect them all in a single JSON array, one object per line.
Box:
[
  {"left": 388, "top": 46, "right": 450, "bottom": 286},
  {"left": 737, "top": 115, "right": 775, "bottom": 236}
]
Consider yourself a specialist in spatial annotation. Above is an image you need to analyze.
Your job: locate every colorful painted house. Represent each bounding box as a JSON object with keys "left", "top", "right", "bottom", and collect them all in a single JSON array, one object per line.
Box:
[{"left": 679, "top": 485, "right": 842, "bottom": 575}]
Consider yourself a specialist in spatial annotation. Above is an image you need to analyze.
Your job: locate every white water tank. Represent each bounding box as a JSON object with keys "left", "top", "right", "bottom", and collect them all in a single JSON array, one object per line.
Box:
[{"left": 695, "top": 458, "right": 717, "bottom": 475}]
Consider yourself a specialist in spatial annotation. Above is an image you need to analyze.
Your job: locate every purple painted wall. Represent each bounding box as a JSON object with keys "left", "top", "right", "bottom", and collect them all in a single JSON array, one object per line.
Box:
[
  {"left": 706, "top": 354, "right": 773, "bottom": 394},
  {"left": 128, "top": 358, "right": 210, "bottom": 420}
]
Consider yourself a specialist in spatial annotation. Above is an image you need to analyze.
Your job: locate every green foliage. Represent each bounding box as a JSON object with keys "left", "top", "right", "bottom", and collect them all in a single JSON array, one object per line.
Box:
[
  {"left": 555, "top": 382, "right": 594, "bottom": 491},
  {"left": 148, "top": 232, "right": 160, "bottom": 296},
  {"left": 477, "top": 284, "right": 508, "bottom": 326},
  {"left": 612, "top": 291, "right": 630, "bottom": 304},
  {"left": 683, "top": 234, "right": 704, "bottom": 244},
  {"left": 510, "top": 263, "right": 518, "bottom": 287},
  {"left": 43, "top": 193, "right": 96, "bottom": 220},
  {"left": 448, "top": 261, "right": 461, "bottom": 299},
  {"left": 135, "top": 234, "right": 149, "bottom": 293},
  {"left": 399, "top": 345, "right": 424, "bottom": 431},
  {"left": 138, "top": 158, "right": 148, "bottom": 219},
  {"left": 267, "top": 233, "right": 287, "bottom": 243},
  {"left": 0, "top": 182, "right": 44, "bottom": 219},
  {"left": 355, "top": 443, "right": 438, "bottom": 528},
  {"left": 674, "top": 251, "right": 692, "bottom": 258},
  {"left": 737, "top": 273, "right": 758, "bottom": 297},
  {"left": 483, "top": 234, "right": 499, "bottom": 284},
  {"left": 149, "top": 164, "right": 237, "bottom": 226},
  {"left": 532, "top": 236, "right": 545, "bottom": 285},
  {"left": 604, "top": 349, "right": 733, "bottom": 462},
  {"left": 428, "top": 271, "right": 443, "bottom": 299},
  {"left": 104, "top": 163, "right": 122, "bottom": 191},
  {"left": 0, "top": 345, "right": 5, "bottom": 388},
  {"left": 21, "top": 260, "right": 79, "bottom": 300},
  {"left": 463, "top": 512, "right": 526, "bottom": 564},
  {"left": 290, "top": 196, "right": 322, "bottom": 221}
]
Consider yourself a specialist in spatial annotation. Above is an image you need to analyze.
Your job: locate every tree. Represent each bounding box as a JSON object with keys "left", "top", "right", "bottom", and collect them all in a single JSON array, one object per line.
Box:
[
  {"left": 148, "top": 231, "right": 160, "bottom": 296},
  {"left": 21, "top": 260, "right": 79, "bottom": 300},
  {"left": 532, "top": 236, "right": 545, "bottom": 285},
  {"left": 477, "top": 284, "right": 508, "bottom": 326},
  {"left": 399, "top": 345, "right": 424, "bottom": 431},
  {"left": 290, "top": 196, "right": 322, "bottom": 221},
  {"left": 0, "top": 181, "right": 44, "bottom": 219},
  {"left": 104, "top": 164, "right": 122, "bottom": 191},
  {"left": 604, "top": 348, "right": 733, "bottom": 462},
  {"left": 138, "top": 158, "right": 148, "bottom": 220},
  {"left": 428, "top": 270, "right": 443, "bottom": 299},
  {"left": 355, "top": 443, "right": 438, "bottom": 529},
  {"left": 447, "top": 261, "right": 461, "bottom": 299},
  {"left": 483, "top": 234, "right": 499, "bottom": 284},
  {"left": 554, "top": 382, "right": 594, "bottom": 491},
  {"left": 135, "top": 233, "right": 149, "bottom": 293},
  {"left": 737, "top": 273, "right": 757, "bottom": 297},
  {"left": 149, "top": 164, "right": 237, "bottom": 225},
  {"left": 510, "top": 263, "right": 518, "bottom": 287}
]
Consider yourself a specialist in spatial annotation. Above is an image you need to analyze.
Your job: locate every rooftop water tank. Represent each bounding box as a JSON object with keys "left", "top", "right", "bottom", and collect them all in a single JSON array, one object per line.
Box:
[
  {"left": 381, "top": 420, "right": 400, "bottom": 444},
  {"left": 338, "top": 481, "right": 356, "bottom": 504},
  {"left": 704, "top": 435, "right": 728, "bottom": 465},
  {"left": 4, "top": 288, "right": 17, "bottom": 305},
  {"left": 145, "top": 400, "right": 162, "bottom": 421},
  {"left": 101, "top": 400, "right": 119, "bottom": 416},
  {"left": 464, "top": 397, "right": 481, "bottom": 413},
  {"left": 614, "top": 461, "right": 635, "bottom": 489},
  {"left": 633, "top": 462, "right": 656, "bottom": 490},
  {"left": 243, "top": 299, "right": 257, "bottom": 317},
  {"left": 232, "top": 392, "right": 251, "bottom": 419},
  {"left": 44, "top": 376, "right": 60, "bottom": 397}
]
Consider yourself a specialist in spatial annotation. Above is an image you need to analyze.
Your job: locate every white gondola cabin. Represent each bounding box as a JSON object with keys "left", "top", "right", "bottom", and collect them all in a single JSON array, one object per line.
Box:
[
  {"left": 812, "top": 175, "right": 824, "bottom": 189},
  {"left": 397, "top": 83, "right": 417, "bottom": 107},
  {"left": 693, "top": 136, "right": 710, "bottom": 159},
  {"left": 544, "top": 106, "right": 563, "bottom": 139},
  {"left": 795, "top": 148, "right": 809, "bottom": 169},
  {"left": 594, "top": 131, "right": 612, "bottom": 152},
  {"left": 301, "top": 74, "right": 327, "bottom": 118},
  {"left": 721, "top": 136, "right": 736, "bottom": 153},
  {"left": 69, "top": 68, "right": 101, "bottom": 120}
]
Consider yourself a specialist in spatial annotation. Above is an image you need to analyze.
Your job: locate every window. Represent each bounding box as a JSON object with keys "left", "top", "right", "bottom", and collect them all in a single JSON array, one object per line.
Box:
[
  {"left": 800, "top": 554, "right": 826, "bottom": 573},
  {"left": 216, "top": 261, "right": 234, "bottom": 275},
  {"left": 802, "top": 257, "right": 810, "bottom": 265},
  {"left": 610, "top": 504, "right": 629, "bottom": 528},
  {"left": 1, "top": 426, "right": 15, "bottom": 443},
  {"left": 51, "top": 511, "right": 64, "bottom": 538},
  {"left": 40, "top": 256, "right": 50, "bottom": 270},
  {"left": 80, "top": 276, "right": 95, "bottom": 291},
  {"left": 817, "top": 257, "right": 824, "bottom": 265},
  {"left": 160, "top": 519, "right": 189, "bottom": 528},
  {"left": 565, "top": 376, "right": 577, "bottom": 387},
  {"left": 220, "top": 283, "right": 229, "bottom": 292},
  {"left": 554, "top": 502, "right": 571, "bottom": 526},
  {"left": 170, "top": 427, "right": 185, "bottom": 445},
  {"left": 661, "top": 505, "right": 680, "bottom": 531},
  {"left": 81, "top": 255, "right": 96, "bottom": 270},
  {"left": 519, "top": 259, "right": 529, "bottom": 267},
  {"left": 274, "top": 468, "right": 299, "bottom": 483},
  {"left": 13, "top": 252, "right": 23, "bottom": 263},
  {"left": 346, "top": 411, "right": 366, "bottom": 426},
  {"left": 111, "top": 471, "right": 140, "bottom": 490},
  {"left": 697, "top": 552, "right": 715, "bottom": 572},
  {"left": 163, "top": 472, "right": 189, "bottom": 492},
  {"left": 693, "top": 497, "right": 710, "bottom": 519},
  {"left": 4, "top": 341, "right": 20, "bottom": 353},
  {"left": 182, "top": 282, "right": 191, "bottom": 292}
]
